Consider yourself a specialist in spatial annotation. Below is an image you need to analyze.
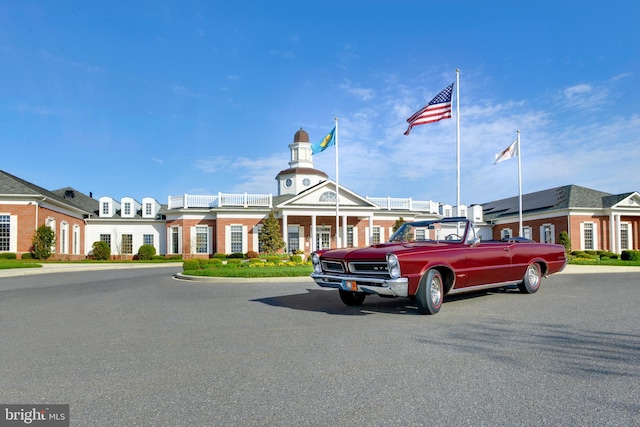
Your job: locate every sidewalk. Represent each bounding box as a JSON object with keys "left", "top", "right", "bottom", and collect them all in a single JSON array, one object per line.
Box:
[
  {"left": 0, "top": 262, "right": 183, "bottom": 278},
  {"left": 0, "top": 262, "right": 637, "bottom": 279},
  {"left": 560, "top": 264, "right": 640, "bottom": 275}
]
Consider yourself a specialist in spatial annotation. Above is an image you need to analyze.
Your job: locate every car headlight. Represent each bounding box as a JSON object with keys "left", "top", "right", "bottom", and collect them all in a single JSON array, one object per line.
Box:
[
  {"left": 386, "top": 253, "right": 401, "bottom": 279},
  {"left": 311, "top": 252, "right": 320, "bottom": 266}
]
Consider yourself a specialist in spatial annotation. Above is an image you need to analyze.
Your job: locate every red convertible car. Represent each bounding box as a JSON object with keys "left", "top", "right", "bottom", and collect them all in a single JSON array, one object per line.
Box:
[{"left": 311, "top": 217, "right": 567, "bottom": 315}]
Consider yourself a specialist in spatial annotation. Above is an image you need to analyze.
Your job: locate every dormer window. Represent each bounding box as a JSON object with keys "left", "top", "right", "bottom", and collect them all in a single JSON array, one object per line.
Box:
[
  {"left": 142, "top": 198, "right": 160, "bottom": 218},
  {"left": 102, "top": 202, "right": 109, "bottom": 216},
  {"left": 124, "top": 202, "right": 131, "bottom": 216}
]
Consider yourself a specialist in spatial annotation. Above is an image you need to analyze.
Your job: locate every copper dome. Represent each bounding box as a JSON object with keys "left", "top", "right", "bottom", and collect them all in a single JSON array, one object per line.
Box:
[{"left": 293, "top": 128, "right": 309, "bottom": 143}]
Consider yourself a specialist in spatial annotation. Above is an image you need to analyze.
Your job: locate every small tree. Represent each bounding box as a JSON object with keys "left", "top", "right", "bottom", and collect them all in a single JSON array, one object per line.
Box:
[
  {"left": 259, "top": 212, "right": 286, "bottom": 254},
  {"left": 92, "top": 241, "right": 111, "bottom": 260},
  {"left": 31, "top": 225, "right": 56, "bottom": 259},
  {"left": 558, "top": 231, "right": 571, "bottom": 253},
  {"left": 392, "top": 217, "right": 406, "bottom": 233}
]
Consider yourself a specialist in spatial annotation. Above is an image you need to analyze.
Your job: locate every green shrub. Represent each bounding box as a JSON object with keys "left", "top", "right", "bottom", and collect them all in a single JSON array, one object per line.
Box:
[
  {"left": 228, "top": 253, "right": 245, "bottom": 259},
  {"left": 21, "top": 252, "right": 33, "bottom": 260},
  {"left": 265, "top": 256, "right": 281, "bottom": 264},
  {"left": 571, "top": 251, "right": 599, "bottom": 260},
  {"left": 290, "top": 254, "right": 303, "bottom": 263},
  {"left": 183, "top": 259, "right": 200, "bottom": 271},
  {"left": 246, "top": 251, "right": 259, "bottom": 259},
  {"left": 92, "top": 241, "right": 111, "bottom": 260},
  {"left": 249, "top": 258, "right": 264, "bottom": 265},
  {"left": 0, "top": 253, "right": 17, "bottom": 259},
  {"left": 227, "top": 258, "right": 242, "bottom": 265},
  {"left": 598, "top": 251, "right": 618, "bottom": 260},
  {"left": 137, "top": 244, "right": 157, "bottom": 260},
  {"left": 213, "top": 253, "right": 228, "bottom": 259},
  {"left": 558, "top": 231, "right": 571, "bottom": 253},
  {"left": 621, "top": 250, "right": 640, "bottom": 261}
]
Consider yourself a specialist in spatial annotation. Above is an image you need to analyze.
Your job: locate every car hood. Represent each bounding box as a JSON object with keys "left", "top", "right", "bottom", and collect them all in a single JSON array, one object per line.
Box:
[{"left": 319, "top": 241, "right": 455, "bottom": 260}]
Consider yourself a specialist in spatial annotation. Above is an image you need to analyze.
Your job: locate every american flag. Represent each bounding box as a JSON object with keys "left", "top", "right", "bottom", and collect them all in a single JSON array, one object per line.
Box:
[{"left": 404, "top": 83, "right": 454, "bottom": 135}]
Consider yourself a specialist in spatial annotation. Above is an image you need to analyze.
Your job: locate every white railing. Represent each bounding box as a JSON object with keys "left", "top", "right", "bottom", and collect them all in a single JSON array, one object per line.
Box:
[
  {"left": 366, "top": 197, "right": 439, "bottom": 213},
  {"left": 219, "top": 193, "right": 272, "bottom": 207},
  {"left": 168, "top": 193, "right": 272, "bottom": 209}
]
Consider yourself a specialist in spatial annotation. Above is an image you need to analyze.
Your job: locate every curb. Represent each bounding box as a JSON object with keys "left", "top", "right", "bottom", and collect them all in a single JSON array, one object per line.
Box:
[
  {"left": 560, "top": 264, "right": 640, "bottom": 275},
  {"left": 0, "top": 263, "right": 183, "bottom": 278},
  {"left": 173, "top": 273, "right": 313, "bottom": 283}
]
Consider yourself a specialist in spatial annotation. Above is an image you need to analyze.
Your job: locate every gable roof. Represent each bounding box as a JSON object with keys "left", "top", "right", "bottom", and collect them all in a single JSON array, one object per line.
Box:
[
  {"left": 0, "top": 170, "right": 90, "bottom": 214},
  {"left": 51, "top": 187, "right": 100, "bottom": 213},
  {"left": 274, "top": 179, "right": 379, "bottom": 209},
  {"left": 481, "top": 184, "right": 628, "bottom": 220}
]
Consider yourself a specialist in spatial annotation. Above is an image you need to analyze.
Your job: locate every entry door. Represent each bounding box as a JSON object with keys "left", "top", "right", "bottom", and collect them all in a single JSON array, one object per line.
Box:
[{"left": 316, "top": 227, "right": 331, "bottom": 250}]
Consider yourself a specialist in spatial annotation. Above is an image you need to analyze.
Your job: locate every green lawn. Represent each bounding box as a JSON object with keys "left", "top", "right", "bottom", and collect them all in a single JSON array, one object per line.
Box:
[
  {"left": 568, "top": 258, "right": 640, "bottom": 267},
  {"left": 0, "top": 260, "right": 42, "bottom": 270},
  {"left": 183, "top": 264, "right": 313, "bottom": 278}
]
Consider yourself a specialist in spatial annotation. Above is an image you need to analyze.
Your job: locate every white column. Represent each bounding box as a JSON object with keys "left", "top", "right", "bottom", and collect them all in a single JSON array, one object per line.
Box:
[
  {"left": 609, "top": 212, "right": 615, "bottom": 253},
  {"left": 368, "top": 216, "right": 374, "bottom": 246},
  {"left": 341, "top": 214, "right": 347, "bottom": 248},
  {"left": 311, "top": 214, "right": 317, "bottom": 252},
  {"left": 615, "top": 214, "right": 621, "bottom": 254},
  {"left": 282, "top": 213, "right": 288, "bottom": 253}
]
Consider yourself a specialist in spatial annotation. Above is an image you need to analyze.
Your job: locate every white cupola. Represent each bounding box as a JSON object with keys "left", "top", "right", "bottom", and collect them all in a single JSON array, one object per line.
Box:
[{"left": 275, "top": 128, "right": 328, "bottom": 196}]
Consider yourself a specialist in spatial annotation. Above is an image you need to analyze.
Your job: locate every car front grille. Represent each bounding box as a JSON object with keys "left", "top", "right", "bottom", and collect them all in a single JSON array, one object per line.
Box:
[
  {"left": 347, "top": 261, "right": 389, "bottom": 275},
  {"left": 321, "top": 260, "right": 345, "bottom": 273}
]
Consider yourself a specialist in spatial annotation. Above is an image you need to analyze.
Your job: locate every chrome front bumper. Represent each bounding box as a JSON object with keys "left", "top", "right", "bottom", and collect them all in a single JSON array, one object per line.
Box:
[{"left": 311, "top": 272, "right": 409, "bottom": 297}]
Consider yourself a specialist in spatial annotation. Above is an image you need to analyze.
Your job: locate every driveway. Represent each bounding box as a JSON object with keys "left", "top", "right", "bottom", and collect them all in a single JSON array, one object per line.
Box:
[{"left": 0, "top": 266, "right": 638, "bottom": 426}]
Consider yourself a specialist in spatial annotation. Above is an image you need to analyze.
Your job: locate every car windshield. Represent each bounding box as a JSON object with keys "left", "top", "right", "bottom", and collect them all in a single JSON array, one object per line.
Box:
[{"left": 389, "top": 219, "right": 469, "bottom": 243}]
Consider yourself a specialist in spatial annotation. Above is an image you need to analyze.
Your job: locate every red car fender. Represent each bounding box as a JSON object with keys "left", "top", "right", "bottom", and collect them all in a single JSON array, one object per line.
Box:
[{"left": 406, "top": 262, "right": 457, "bottom": 296}]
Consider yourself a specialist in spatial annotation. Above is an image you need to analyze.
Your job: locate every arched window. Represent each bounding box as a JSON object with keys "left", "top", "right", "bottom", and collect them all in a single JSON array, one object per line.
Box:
[{"left": 319, "top": 191, "right": 336, "bottom": 203}]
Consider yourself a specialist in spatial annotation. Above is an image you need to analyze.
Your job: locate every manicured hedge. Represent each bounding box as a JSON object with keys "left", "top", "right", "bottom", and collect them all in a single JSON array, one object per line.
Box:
[{"left": 621, "top": 250, "right": 640, "bottom": 261}]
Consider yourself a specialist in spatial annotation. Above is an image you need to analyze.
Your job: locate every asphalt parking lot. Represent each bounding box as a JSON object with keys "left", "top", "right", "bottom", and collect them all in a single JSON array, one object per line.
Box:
[{"left": 1, "top": 265, "right": 639, "bottom": 426}]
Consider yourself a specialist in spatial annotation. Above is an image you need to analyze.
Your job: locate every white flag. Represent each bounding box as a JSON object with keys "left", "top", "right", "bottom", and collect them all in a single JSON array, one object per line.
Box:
[{"left": 495, "top": 139, "right": 518, "bottom": 164}]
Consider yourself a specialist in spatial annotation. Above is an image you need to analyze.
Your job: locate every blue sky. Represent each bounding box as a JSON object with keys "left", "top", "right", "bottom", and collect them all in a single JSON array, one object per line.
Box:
[{"left": 2, "top": 1, "right": 639, "bottom": 207}]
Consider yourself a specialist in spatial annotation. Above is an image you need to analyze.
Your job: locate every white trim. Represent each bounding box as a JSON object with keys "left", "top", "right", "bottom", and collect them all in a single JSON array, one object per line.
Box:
[
  {"left": 539, "top": 223, "right": 555, "bottom": 244},
  {"left": 580, "top": 222, "right": 597, "bottom": 250}
]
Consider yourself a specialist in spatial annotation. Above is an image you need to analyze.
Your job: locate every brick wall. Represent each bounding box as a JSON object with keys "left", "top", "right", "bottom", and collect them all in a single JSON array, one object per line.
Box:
[
  {"left": 0, "top": 202, "right": 86, "bottom": 259},
  {"left": 492, "top": 216, "right": 570, "bottom": 243}
]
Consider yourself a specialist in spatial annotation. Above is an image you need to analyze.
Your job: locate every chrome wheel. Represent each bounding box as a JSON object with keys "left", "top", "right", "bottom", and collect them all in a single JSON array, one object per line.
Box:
[
  {"left": 430, "top": 274, "right": 443, "bottom": 307},
  {"left": 518, "top": 262, "right": 541, "bottom": 294},
  {"left": 416, "top": 269, "right": 443, "bottom": 315}
]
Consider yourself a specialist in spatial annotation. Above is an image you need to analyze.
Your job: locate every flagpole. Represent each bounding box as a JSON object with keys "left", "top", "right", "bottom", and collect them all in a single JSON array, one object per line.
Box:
[
  {"left": 517, "top": 130, "right": 523, "bottom": 236},
  {"left": 334, "top": 117, "right": 340, "bottom": 248},
  {"left": 456, "top": 69, "right": 461, "bottom": 218}
]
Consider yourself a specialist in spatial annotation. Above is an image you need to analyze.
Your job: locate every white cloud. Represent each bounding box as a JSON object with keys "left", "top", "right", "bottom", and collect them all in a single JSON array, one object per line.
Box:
[
  {"left": 171, "top": 84, "right": 201, "bottom": 98},
  {"left": 339, "top": 80, "right": 374, "bottom": 101},
  {"left": 194, "top": 156, "right": 234, "bottom": 173}
]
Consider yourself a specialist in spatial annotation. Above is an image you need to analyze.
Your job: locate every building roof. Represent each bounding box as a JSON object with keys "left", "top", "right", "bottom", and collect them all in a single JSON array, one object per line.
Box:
[
  {"left": 481, "top": 184, "right": 628, "bottom": 221},
  {"left": 293, "top": 128, "right": 310, "bottom": 143},
  {"left": 51, "top": 187, "right": 99, "bottom": 213},
  {"left": 275, "top": 167, "right": 328, "bottom": 178},
  {"left": 0, "top": 170, "right": 91, "bottom": 214}
]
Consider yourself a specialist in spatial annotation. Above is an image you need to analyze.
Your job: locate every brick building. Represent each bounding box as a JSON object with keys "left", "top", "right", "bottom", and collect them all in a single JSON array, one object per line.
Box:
[{"left": 1, "top": 129, "right": 639, "bottom": 259}]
